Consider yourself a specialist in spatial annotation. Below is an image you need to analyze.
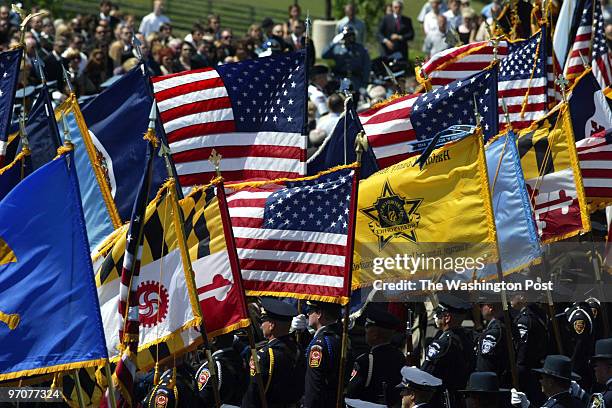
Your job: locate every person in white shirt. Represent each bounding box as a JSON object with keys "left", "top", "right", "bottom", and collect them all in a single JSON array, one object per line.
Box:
[
  {"left": 423, "top": 15, "right": 450, "bottom": 57},
  {"left": 310, "top": 94, "right": 344, "bottom": 149},
  {"left": 336, "top": 3, "right": 367, "bottom": 45},
  {"left": 443, "top": 0, "right": 463, "bottom": 30},
  {"left": 139, "top": 0, "right": 170, "bottom": 38},
  {"left": 423, "top": 0, "right": 443, "bottom": 35},
  {"left": 308, "top": 65, "right": 330, "bottom": 119},
  {"left": 61, "top": 34, "right": 87, "bottom": 74}
]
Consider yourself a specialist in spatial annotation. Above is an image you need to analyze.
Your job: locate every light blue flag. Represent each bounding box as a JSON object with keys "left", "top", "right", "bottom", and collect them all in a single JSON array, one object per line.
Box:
[
  {"left": 479, "top": 131, "right": 542, "bottom": 279},
  {"left": 56, "top": 97, "right": 119, "bottom": 251},
  {"left": 0, "top": 151, "right": 108, "bottom": 380}
]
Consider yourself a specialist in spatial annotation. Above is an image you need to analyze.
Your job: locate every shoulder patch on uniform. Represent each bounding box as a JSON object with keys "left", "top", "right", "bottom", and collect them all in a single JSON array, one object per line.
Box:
[
  {"left": 517, "top": 323, "right": 528, "bottom": 340},
  {"left": 426, "top": 342, "right": 441, "bottom": 360},
  {"left": 589, "top": 392, "right": 604, "bottom": 408},
  {"left": 309, "top": 344, "right": 323, "bottom": 368},
  {"left": 350, "top": 362, "right": 360, "bottom": 381},
  {"left": 155, "top": 392, "right": 168, "bottom": 408},
  {"left": 574, "top": 319, "right": 585, "bottom": 334},
  {"left": 197, "top": 368, "right": 211, "bottom": 391},
  {"left": 481, "top": 336, "right": 496, "bottom": 354}
]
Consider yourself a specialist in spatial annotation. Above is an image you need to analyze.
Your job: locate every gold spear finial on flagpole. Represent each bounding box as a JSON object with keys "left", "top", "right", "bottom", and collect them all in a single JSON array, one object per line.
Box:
[
  {"left": 208, "top": 149, "right": 222, "bottom": 178},
  {"left": 555, "top": 74, "right": 569, "bottom": 103}
]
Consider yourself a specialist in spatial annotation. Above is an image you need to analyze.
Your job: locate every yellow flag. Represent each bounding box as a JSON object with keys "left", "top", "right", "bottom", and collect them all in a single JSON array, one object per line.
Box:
[
  {"left": 517, "top": 104, "right": 590, "bottom": 243},
  {"left": 353, "top": 131, "right": 498, "bottom": 288}
]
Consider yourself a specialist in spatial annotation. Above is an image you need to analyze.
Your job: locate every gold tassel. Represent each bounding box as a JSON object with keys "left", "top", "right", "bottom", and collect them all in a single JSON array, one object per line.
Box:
[
  {"left": 143, "top": 129, "right": 159, "bottom": 148},
  {"left": 153, "top": 363, "right": 160, "bottom": 386}
]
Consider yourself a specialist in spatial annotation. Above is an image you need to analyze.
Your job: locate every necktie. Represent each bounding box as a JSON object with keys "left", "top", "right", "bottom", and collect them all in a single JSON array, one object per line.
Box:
[{"left": 396, "top": 16, "right": 401, "bottom": 32}]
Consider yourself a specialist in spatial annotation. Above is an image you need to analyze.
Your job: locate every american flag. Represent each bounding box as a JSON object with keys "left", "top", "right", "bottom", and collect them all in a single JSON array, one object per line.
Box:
[
  {"left": 359, "top": 68, "right": 497, "bottom": 169},
  {"left": 420, "top": 40, "right": 509, "bottom": 88},
  {"left": 576, "top": 128, "right": 612, "bottom": 206},
  {"left": 113, "top": 138, "right": 155, "bottom": 407},
  {"left": 0, "top": 49, "right": 23, "bottom": 168},
  {"left": 498, "top": 29, "right": 548, "bottom": 131},
  {"left": 226, "top": 166, "right": 358, "bottom": 303},
  {"left": 152, "top": 51, "right": 307, "bottom": 190},
  {"left": 565, "top": 0, "right": 612, "bottom": 88}
]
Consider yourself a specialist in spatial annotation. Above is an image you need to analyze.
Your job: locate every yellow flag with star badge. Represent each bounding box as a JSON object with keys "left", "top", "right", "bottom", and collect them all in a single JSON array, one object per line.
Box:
[{"left": 353, "top": 130, "right": 498, "bottom": 288}]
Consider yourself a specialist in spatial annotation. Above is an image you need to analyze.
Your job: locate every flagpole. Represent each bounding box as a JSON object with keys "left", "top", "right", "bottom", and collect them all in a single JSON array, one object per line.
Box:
[
  {"left": 155, "top": 107, "right": 222, "bottom": 408},
  {"left": 104, "top": 362, "right": 118, "bottom": 408},
  {"left": 588, "top": 230, "right": 610, "bottom": 337},
  {"left": 208, "top": 149, "right": 269, "bottom": 408},
  {"left": 72, "top": 370, "right": 86, "bottom": 408},
  {"left": 335, "top": 131, "right": 365, "bottom": 408},
  {"left": 540, "top": 250, "right": 565, "bottom": 354},
  {"left": 476, "top": 104, "right": 519, "bottom": 389}
]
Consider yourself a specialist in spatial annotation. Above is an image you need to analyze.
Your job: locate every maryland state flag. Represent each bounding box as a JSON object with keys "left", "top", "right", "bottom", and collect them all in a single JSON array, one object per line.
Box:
[
  {"left": 517, "top": 104, "right": 591, "bottom": 243},
  {"left": 96, "top": 180, "right": 202, "bottom": 371},
  {"left": 181, "top": 178, "right": 250, "bottom": 337},
  {"left": 354, "top": 130, "right": 498, "bottom": 288}
]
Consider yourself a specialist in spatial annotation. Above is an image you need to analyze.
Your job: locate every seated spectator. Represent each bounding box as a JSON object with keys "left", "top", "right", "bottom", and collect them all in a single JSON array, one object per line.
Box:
[
  {"left": 423, "top": 14, "right": 451, "bottom": 57},
  {"left": 270, "top": 24, "right": 292, "bottom": 52},
  {"left": 443, "top": 0, "right": 463, "bottom": 30},
  {"left": 283, "top": 4, "right": 301, "bottom": 37},
  {"left": 139, "top": 0, "right": 170, "bottom": 38},
  {"left": 184, "top": 23, "right": 204, "bottom": 49},
  {"left": 174, "top": 41, "right": 195, "bottom": 72},
  {"left": 216, "top": 29, "right": 236, "bottom": 60},
  {"left": 158, "top": 46, "right": 176, "bottom": 75},
  {"left": 458, "top": 7, "right": 478, "bottom": 44},
  {"left": 207, "top": 14, "right": 221, "bottom": 40},
  {"left": 62, "top": 34, "right": 87, "bottom": 74},
  {"left": 261, "top": 17, "right": 275, "bottom": 40},
  {"left": 109, "top": 24, "right": 133, "bottom": 67},
  {"left": 336, "top": 3, "right": 367, "bottom": 44},
  {"left": 158, "top": 23, "right": 174, "bottom": 45}
]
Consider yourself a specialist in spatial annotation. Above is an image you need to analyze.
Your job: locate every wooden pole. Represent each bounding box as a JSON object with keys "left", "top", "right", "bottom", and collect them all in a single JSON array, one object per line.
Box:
[
  {"left": 494, "top": 261, "right": 520, "bottom": 389},
  {"left": 104, "top": 362, "right": 118, "bottom": 408},
  {"left": 246, "top": 324, "right": 269, "bottom": 408},
  {"left": 588, "top": 231, "right": 610, "bottom": 337},
  {"left": 72, "top": 370, "right": 86, "bottom": 408}
]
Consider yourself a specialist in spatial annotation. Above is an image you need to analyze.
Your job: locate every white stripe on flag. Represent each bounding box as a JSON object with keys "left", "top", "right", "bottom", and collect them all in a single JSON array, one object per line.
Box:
[{"left": 241, "top": 269, "right": 345, "bottom": 287}]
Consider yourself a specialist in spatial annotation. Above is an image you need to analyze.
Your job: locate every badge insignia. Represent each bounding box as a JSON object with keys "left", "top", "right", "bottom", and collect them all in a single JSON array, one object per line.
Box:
[
  {"left": 309, "top": 345, "right": 323, "bottom": 368},
  {"left": 197, "top": 368, "right": 211, "bottom": 391},
  {"left": 589, "top": 393, "right": 604, "bottom": 408},
  {"left": 426, "top": 343, "right": 440, "bottom": 360},
  {"left": 481, "top": 338, "right": 495, "bottom": 354},
  {"left": 155, "top": 393, "right": 168, "bottom": 408},
  {"left": 249, "top": 356, "right": 256, "bottom": 376},
  {"left": 360, "top": 180, "right": 423, "bottom": 250},
  {"left": 574, "top": 319, "right": 585, "bottom": 334}
]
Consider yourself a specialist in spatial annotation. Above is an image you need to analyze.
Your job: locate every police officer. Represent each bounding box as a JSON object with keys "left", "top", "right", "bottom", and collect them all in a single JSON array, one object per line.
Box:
[
  {"left": 346, "top": 306, "right": 405, "bottom": 406},
  {"left": 308, "top": 65, "right": 330, "bottom": 119},
  {"left": 476, "top": 301, "right": 511, "bottom": 386},
  {"left": 194, "top": 332, "right": 248, "bottom": 407},
  {"left": 511, "top": 293, "right": 548, "bottom": 405},
  {"left": 300, "top": 300, "right": 344, "bottom": 408},
  {"left": 395, "top": 366, "right": 443, "bottom": 408},
  {"left": 143, "top": 357, "right": 200, "bottom": 408},
  {"left": 459, "top": 372, "right": 510, "bottom": 408},
  {"left": 511, "top": 355, "right": 584, "bottom": 408},
  {"left": 565, "top": 301, "right": 597, "bottom": 389},
  {"left": 241, "top": 297, "right": 305, "bottom": 408},
  {"left": 421, "top": 294, "right": 474, "bottom": 404},
  {"left": 589, "top": 338, "right": 612, "bottom": 408},
  {"left": 321, "top": 26, "right": 371, "bottom": 92}
]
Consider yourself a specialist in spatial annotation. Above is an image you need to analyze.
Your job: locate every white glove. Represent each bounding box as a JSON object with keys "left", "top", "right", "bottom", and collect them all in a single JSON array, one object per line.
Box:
[
  {"left": 290, "top": 314, "right": 308, "bottom": 332},
  {"left": 332, "top": 33, "right": 344, "bottom": 44},
  {"left": 510, "top": 388, "right": 530, "bottom": 408},
  {"left": 569, "top": 380, "right": 586, "bottom": 400}
]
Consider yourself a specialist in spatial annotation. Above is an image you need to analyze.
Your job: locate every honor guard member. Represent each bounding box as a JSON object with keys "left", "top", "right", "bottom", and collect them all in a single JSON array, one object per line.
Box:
[
  {"left": 308, "top": 65, "right": 330, "bottom": 119},
  {"left": 144, "top": 359, "right": 200, "bottom": 408},
  {"left": 421, "top": 294, "right": 474, "bottom": 403},
  {"left": 346, "top": 306, "right": 405, "bottom": 406},
  {"left": 511, "top": 294, "right": 548, "bottom": 405},
  {"left": 476, "top": 301, "right": 510, "bottom": 386},
  {"left": 459, "top": 372, "right": 510, "bottom": 408},
  {"left": 395, "top": 366, "right": 443, "bottom": 408},
  {"left": 301, "top": 300, "right": 345, "bottom": 408},
  {"left": 242, "top": 297, "right": 305, "bottom": 408},
  {"left": 566, "top": 301, "right": 597, "bottom": 389},
  {"left": 321, "top": 26, "right": 371, "bottom": 92},
  {"left": 589, "top": 338, "right": 612, "bottom": 408},
  {"left": 511, "top": 355, "right": 584, "bottom": 408},
  {"left": 194, "top": 333, "right": 248, "bottom": 407}
]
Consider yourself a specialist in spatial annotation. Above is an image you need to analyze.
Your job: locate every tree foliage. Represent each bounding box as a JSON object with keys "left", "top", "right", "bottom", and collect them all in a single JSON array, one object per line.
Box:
[{"left": 332, "top": 0, "right": 386, "bottom": 38}]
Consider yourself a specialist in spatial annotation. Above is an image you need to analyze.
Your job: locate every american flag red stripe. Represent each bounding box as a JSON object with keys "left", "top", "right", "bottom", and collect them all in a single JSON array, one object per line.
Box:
[
  {"left": 153, "top": 52, "right": 307, "bottom": 191},
  {"left": 576, "top": 129, "right": 612, "bottom": 203},
  {"left": 421, "top": 41, "right": 509, "bottom": 87},
  {"left": 226, "top": 166, "right": 358, "bottom": 302},
  {"left": 358, "top": 95, "right": 418, "bottom": 169}
]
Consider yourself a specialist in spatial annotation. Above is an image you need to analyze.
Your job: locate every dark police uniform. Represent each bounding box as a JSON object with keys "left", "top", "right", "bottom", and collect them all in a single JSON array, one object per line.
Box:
[
  {"left": 515, "top": 303, "right": 548, "bottom": 405},
  {"left": 143, "top": 365, "right": 199, "bottom": 408},
  {"left": 476, "top": 317, "right": 510, "bottom": 384},
  {"left": 589, "top": 338, "right": 612, "bottom": 408},
  {"left": 346, "top": 307, "right": 405, "bottom": 406},
  {"left": 533, "top": 355, "right": 584, "bottom": 408},
  {"left": 541, "top": 391, "right": 585, "bottom": 408},
  {"left": 242, "top": 297, "right": 305, "bottom": 408},
  {"left": 303, "top": 321, "right": 344, "bottom": 408},
  {"left": 194, "top": 345, "right": 248, "bottom": 407},
  {"left": 566, "top": 302, "right": 596, "bottom": 389}
]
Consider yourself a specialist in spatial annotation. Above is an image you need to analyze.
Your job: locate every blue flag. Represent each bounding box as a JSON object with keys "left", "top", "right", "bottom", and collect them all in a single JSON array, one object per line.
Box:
[
  {"left": 569, "top": 69, "right": 612, "bottom": 141},
  {"left": 478, "top": 131, "right": 542, "bottom": 279},
  {"left": 0, "top": 152, "right": 108, "bottom": 380},
  {"left": 81, "top": 65, "right": 167, "bottom": 221},
  {"left": 57, "top": 96, "right": 120, "bottom": 251},
  {"left": 23, "top": 84, "right": 62, "bottom": 170},
  {"left": 0, "top": 148, "right": 31, "bottom": 201},
  {"left": 307, "top": 106, "right": 378, "bottom": 178},
  {"left": 0, "top": 49, "right": 22, "bottom": 167}
]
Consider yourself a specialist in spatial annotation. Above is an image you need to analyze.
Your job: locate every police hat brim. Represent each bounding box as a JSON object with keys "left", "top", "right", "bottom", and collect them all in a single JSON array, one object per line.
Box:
[{"left": 532, "top": 367, "right": 581, "bottom": 381}]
